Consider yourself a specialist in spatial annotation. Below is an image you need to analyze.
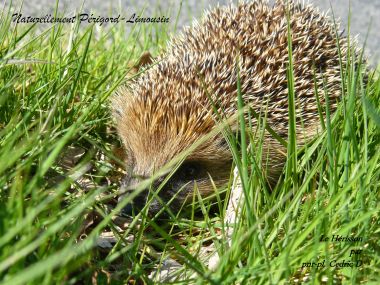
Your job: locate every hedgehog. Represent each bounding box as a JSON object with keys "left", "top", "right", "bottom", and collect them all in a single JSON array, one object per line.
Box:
[{"left": 112, "top": 0, "right": 358, "bottom": 216}]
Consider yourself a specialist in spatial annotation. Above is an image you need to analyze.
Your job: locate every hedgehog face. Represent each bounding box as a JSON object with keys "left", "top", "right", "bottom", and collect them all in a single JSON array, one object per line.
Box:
[{"left": 113, "top": 87, "right": 232, "bottom": 217}]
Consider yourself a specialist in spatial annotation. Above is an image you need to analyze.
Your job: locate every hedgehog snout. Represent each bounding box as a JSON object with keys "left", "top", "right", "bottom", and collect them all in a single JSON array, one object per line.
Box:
[
  {"left": 118, "top": 190, "right": 147, "bottom": 217},
  {"left": 118, "top": 174, "right": 165, "bottom": 217},
  {"left": 118, "top": 175, "right": 140, "bottom": 216}
]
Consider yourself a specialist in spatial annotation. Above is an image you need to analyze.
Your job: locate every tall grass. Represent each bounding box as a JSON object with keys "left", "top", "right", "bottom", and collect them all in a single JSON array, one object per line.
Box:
[{"left": 0, "top": 1, "right": 379, "bottom": 284}]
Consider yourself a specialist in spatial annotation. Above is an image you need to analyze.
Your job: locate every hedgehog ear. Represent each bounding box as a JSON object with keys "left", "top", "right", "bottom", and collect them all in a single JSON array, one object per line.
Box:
[
  {"left": 135, "top": 51, "right": 154, "bottom": 70},
  {"left": 126, "top": 51, "right": 154, "bottom": 78}
]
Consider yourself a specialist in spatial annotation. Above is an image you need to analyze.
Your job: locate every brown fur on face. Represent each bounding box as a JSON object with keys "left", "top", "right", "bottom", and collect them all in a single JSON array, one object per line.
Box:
[{"left": 112, "top": 1, "right": 361, "bottom": 216}]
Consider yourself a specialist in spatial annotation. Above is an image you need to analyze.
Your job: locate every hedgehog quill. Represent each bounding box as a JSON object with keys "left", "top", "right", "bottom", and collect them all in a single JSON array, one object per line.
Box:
[{"left": 112, "top": 0, "right": 360, "bottom": 217}]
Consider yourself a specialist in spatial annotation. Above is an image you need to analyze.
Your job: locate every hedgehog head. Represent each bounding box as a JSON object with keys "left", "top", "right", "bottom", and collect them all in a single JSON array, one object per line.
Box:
[{"left": 112, "top": 80, "right": 233, "bottom": 216}]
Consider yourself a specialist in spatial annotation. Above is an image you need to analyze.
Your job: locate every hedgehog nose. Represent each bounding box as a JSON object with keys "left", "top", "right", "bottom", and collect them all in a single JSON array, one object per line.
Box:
[
  {"left": 119, "top": 198, "right": 133, "bottom": 216},
  {"left": 118, "top": 191, "right": 148, "bottom": 216}
]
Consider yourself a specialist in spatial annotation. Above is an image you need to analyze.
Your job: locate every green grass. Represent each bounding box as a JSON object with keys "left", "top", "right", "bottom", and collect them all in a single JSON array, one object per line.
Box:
[{"left": 1, "top": 1, "right": 380, "bottom": 284}]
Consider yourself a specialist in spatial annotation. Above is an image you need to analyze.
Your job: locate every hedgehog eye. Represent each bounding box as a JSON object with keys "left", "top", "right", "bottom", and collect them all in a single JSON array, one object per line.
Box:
[
  {"left": 178, "top": 162, "right": 201, "bottom": 180},
  {"left": 185, "top": 164, "right": 196, "bottom": 176}
]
